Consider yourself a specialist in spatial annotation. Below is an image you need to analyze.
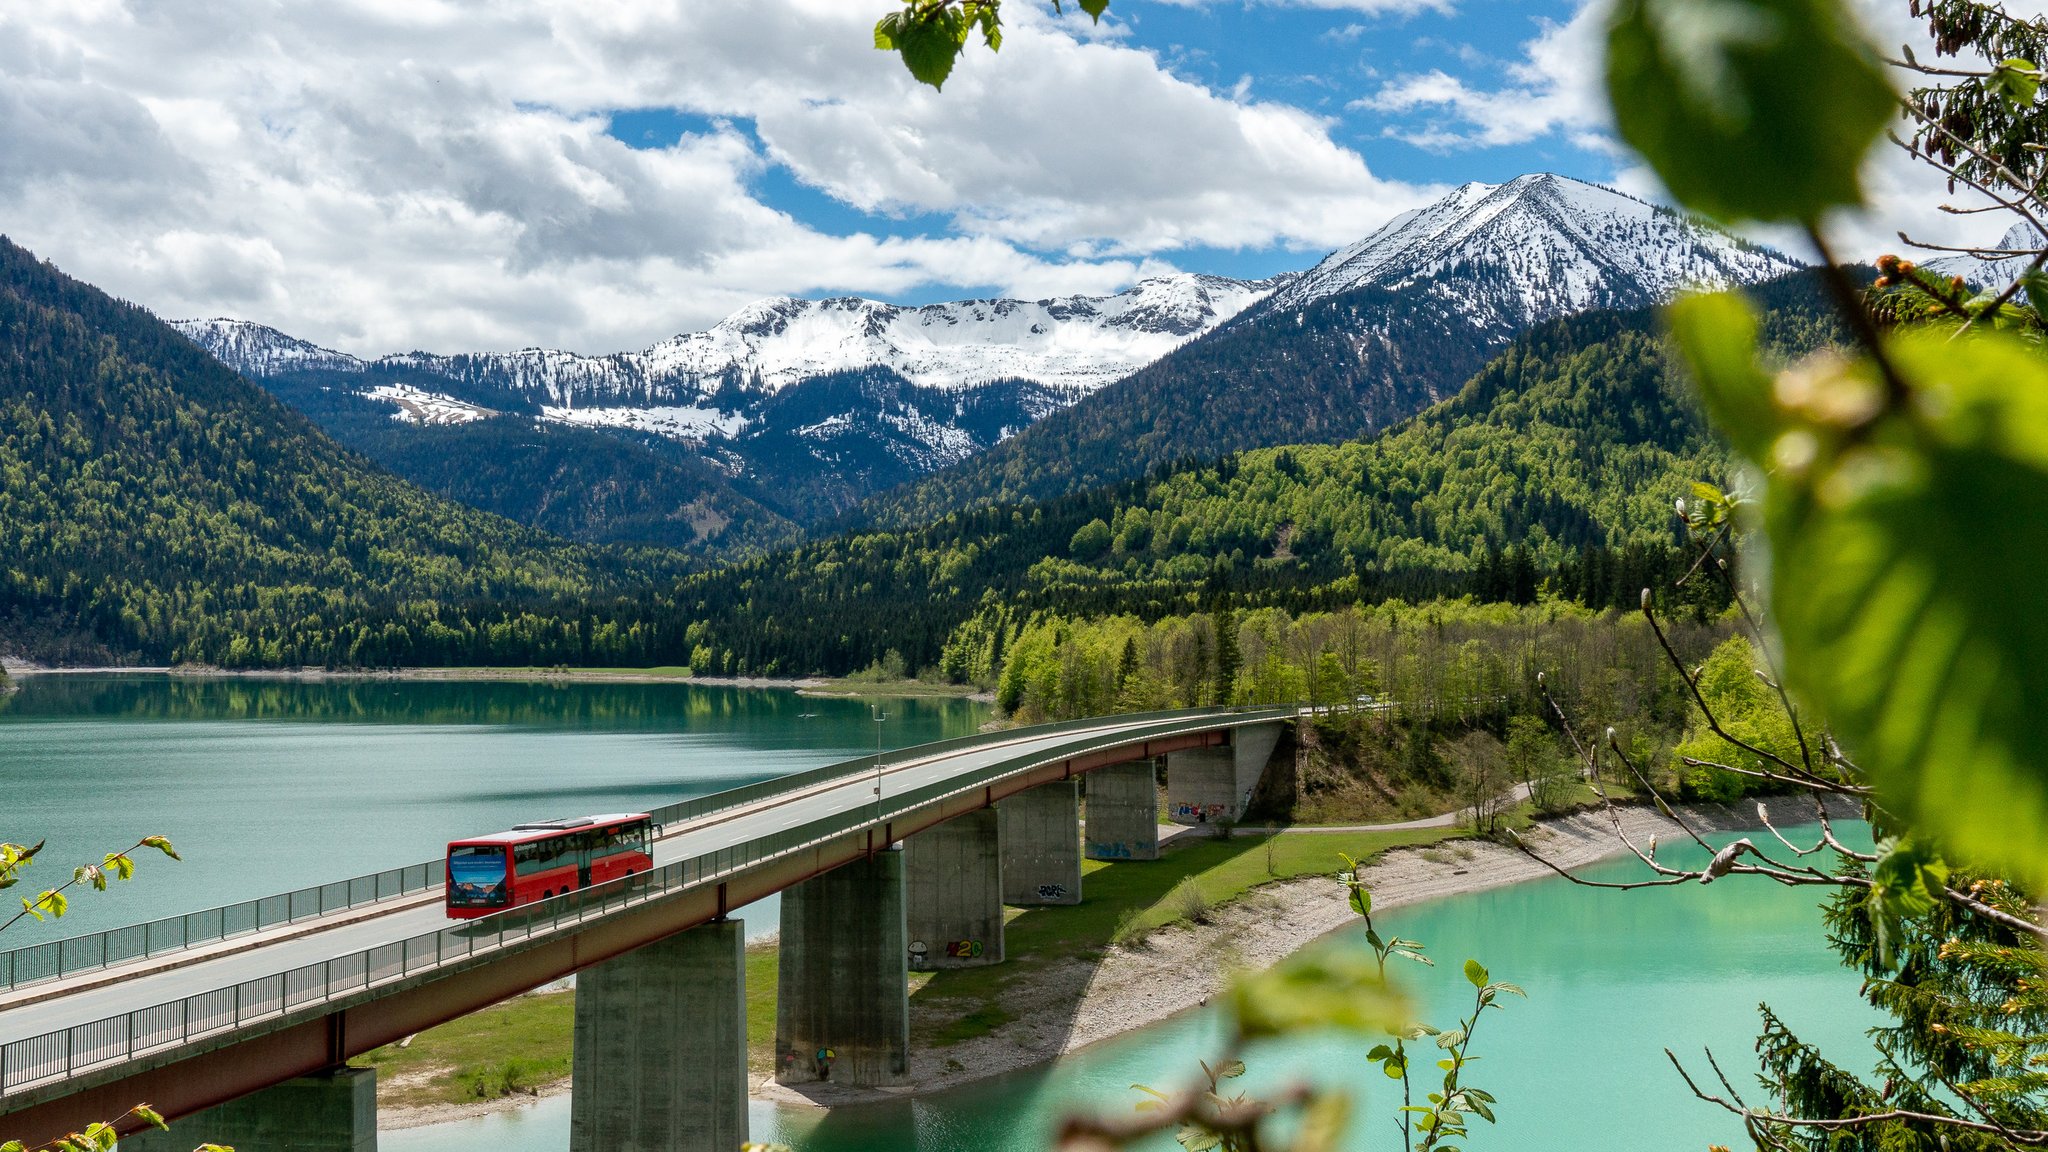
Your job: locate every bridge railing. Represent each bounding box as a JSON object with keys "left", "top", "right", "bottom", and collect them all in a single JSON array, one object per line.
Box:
[
  {"left": 0, "top": 706, "right": 1294, "bottom": 1096},
  {"left": 0, "top": 862, "right": 447, "bottom": 995},
  {"left": 0, "top": 706, "right": 1259, "bottom": 995}
]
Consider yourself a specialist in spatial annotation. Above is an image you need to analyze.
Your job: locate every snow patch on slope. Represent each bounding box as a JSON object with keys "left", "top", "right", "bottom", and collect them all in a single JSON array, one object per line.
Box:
[
  {"left": 1923, "top": 222, "right": 2047, "bottom": 289},
  {"left": 540, "top": 404, "right": 750, "bottom": 441},
  {"left": 365, "top": 383, "right": 495, "bottom": 426}
]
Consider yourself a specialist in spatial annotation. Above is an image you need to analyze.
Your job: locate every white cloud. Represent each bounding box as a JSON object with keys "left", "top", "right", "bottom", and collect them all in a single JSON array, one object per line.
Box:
[
  {"left": 1150, "top": 0, "right": 1455, "bottom": 17},
  {"left": 1353, "top": 0, "right": 1611, "bottom": 150},
  {"left": 0, "top": 0, "right": 1427, "bottom": 355}
]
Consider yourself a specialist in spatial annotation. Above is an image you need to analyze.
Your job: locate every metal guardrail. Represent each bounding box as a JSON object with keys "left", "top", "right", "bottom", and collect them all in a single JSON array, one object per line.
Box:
[
  {"left": 0, "top": 704, "right": 1260, "bottom": 994},
  {"left": 0, "top": 863, "right": 446, "bottom": 993},
  {"left": 0, "top": 705, "right": 1291, "bottom": 1097}
]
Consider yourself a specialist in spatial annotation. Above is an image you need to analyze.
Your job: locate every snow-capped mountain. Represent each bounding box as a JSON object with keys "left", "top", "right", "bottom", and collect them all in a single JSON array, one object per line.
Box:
[
  {"left": 178, "top": 171, "right": 1809, "bottom": 546},
  {"left": 1256, "top": 173, "right": 1802, "bottom": 328},
  {"left": 174, "top": 274, "right": 1277, "bottom": 521},
  {"left": 178, "top": 273, "right": 1274, "bottom": 413},
  {"left": 1924, "top": 222, "right": 2046, "bottom": 289},
  {"left": 861, "top": 174, "right": 1811, "bottom": 528}
]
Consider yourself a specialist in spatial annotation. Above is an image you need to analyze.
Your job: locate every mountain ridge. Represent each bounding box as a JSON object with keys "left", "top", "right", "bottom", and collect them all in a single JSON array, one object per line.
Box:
[{"left": 854, "top": 173, "right": 1803, "bottom": 530}]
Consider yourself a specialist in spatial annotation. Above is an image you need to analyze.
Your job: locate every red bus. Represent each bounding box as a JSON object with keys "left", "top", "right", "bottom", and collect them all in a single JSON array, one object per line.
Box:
[{"left": 445, "top": 813, "right": 655, "bottom": 919}]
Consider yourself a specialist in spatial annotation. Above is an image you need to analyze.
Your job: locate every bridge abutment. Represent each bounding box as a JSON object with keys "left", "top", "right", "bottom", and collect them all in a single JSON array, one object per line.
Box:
[
  {"left": 1085, "top": 760, "right": 1160, "bottom": 861},
  {"left": 905, "top": 808, "right": 1004, "bottom": 969},
  {"left": 775, "top": 849, "right": 909, "bottom": 1086},
  {"left": 569, "top": 918, "right": 747, "bottom": 1152},
  {"left": 999, "top": 780, "right": 1082, "bottom": 905},
  {"left": 121, "top": 1067, "right": 375, "bottom": 1152}
]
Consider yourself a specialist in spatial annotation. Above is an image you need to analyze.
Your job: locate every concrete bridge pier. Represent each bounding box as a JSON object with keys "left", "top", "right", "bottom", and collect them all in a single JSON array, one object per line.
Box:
[
  {"left": 569, "top": 918, "right": 748, "bottom": 1152},
  {"left": 775, "top": 849, "right": 909, "bottom": 1086},
  {"left": 905, "top": 808, "right": 1004, "bottom": 968},
  {"left": 1085, "top": 760, "right": 1161, "bottom": 861},
  {"left": 121, "top": 1067, "right": 376, "bottom": 1152},
  {"left": 999, "top": 780, "right": 1082, "bottom": 905},
  {"left": 1168, "top": 722, "right": 1286, "bottom": 826}
]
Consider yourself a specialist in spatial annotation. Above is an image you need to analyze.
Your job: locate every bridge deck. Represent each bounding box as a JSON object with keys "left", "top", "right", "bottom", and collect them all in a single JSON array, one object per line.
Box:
[{"left": 0, "top": 706, "right": 1291, "bottom": 1129}]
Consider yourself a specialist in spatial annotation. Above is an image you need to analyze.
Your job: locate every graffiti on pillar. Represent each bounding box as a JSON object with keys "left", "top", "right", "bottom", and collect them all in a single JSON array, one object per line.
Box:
[
  {"left": 1089, "top": 840, "right": 1134, "bottom": 859},
  {"left": 946, "top": 939, "right": 985, "bottom": 959},
  {"left": 1172, "top": 803, "right": 1228, "bottom": 822},
  {"left": 1035, "top": 883, "right": 1068, "bottom": 901}
]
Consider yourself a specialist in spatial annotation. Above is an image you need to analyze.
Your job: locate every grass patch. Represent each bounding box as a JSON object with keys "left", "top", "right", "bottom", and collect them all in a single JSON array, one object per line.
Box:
[
  {"left": 930, "top": 1003, "right": 1017, "bottom": 1046},
  {"left": 913, "top": 822, "right": 1466, "bottom": 1013},
  {"left": 353, "top": 988, "right": 574, "bottom": 1109}
]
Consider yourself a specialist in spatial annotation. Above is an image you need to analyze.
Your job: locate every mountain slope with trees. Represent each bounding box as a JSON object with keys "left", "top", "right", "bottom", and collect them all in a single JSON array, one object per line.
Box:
[
  {"left": 855, "top": 174, "right": 1801, "bottom": 531},
  {"left": 666, "top": 270, "right": 1849, "bottom": 678},
  {"left": 0, "top": 236, "right": 686, "bottom": 665}
]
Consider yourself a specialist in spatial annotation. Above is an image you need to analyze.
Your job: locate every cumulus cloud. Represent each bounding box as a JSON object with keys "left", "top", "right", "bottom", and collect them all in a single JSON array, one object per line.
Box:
[
  {"left": 1354, "top": 0, "right": 2027, "bottom": 266},
  {"left": 0, "top": 0, "right": 1426, "bottom": 354},
  {"left": 1352, "top": 0, "right": 1611, "bottom": 151}
]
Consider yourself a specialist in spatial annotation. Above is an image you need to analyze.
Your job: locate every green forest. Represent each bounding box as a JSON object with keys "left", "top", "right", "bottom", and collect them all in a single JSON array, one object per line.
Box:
[{"left": 0, "top": 232, "right": 1842, "bottom": 676}]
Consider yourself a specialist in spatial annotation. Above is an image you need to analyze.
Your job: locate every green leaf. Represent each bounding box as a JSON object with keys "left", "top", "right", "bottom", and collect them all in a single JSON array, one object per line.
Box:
[
  {"left": 1667, "top": 292, "right": 1776, "bottom": 460},
  {"left": 1463, "top": 959, "right": 1489, "bottom": 988},
  {"left": 2020, "top": 268, "right": 2048, "bottom": 323},
  {"left": 1215, "top": 1059, "right": 1246, "bottom": 1080},
  {"left": 4, "top": 1140, "right": 25, "bottom": 1152},
  {"left": 1604, "top": 0, "right": 1895, "bottom": 222},
  {"left": 1229, "top": 947, "right": 1404, "bottom": 1039},
  {"left": 1867, "top": 836, "right": 1951, "bottom": 962},
  {"left": 130, "top": 1104, "right": 168, "bottom": 1131},
  {"left": 1986, "top": 57, "right": 2043, "bottom": 106},
  {"left": 1291, "top": 1091, "right": 1352, "bottom": 1152},
  {"left": 875, "top": 6, "right": 972, "bottom": 90},
  {"left": 1436, "top": 1027, "right": 1468, "bottom": 1049},
  {"left": 1349, "top": 885, "right": 1371, "bottom": 918},
  {"left": 139, "top": 836, "right": 179, "bottom": 861},
  {"left": 1744, "top": 329, "right": 2048, "bottom": 887}
]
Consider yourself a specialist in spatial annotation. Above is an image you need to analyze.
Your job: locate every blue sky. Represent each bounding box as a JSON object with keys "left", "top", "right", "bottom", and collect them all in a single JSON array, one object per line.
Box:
[
  {"left": 599, "top": 0, "right": 1618, "bottom": 299},
  {"left": 4, "top": 0, "right": 1660, "bottom": 352}
]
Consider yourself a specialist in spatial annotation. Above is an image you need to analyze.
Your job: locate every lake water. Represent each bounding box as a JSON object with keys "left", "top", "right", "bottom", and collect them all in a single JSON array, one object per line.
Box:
[
  {"left": 1, "top": 675, "right": 1878, "bottom": 1150},
  {"left": 0, "top": 674, "right": 987, "bottom": 941}
]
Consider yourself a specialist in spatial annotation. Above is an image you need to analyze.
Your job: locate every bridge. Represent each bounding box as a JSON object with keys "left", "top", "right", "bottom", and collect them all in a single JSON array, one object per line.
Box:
[{"left": 0, "top": 705, "right": 1294, "bottom": 1152}]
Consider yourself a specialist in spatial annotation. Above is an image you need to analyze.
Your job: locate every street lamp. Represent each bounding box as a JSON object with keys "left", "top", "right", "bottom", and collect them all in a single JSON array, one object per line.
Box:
[{"left": 871, "top": 704, "right": 888, "bottom": 820}]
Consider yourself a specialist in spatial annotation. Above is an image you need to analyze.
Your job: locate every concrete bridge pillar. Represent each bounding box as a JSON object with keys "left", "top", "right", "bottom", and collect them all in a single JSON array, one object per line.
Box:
[
  {"left": 905, "top": 808, "right": 1004, "bottom": 969},
  {"left": 121, "top": 1067, "right": 375, "bottom": 1152},
  {"left": 1169, "top": 722, "right": 1286, "bottom": 825},
  {"left": 569, "top": 918, "right": 747, "bottom": 1152},
  {"left": 775, "top": 849, "right": 909, "bottom": 1086},
  {"left": 1085, "top": 760, "right": 1160, "bottom": 861},
  {"left": 999, "top": 780, "right": 1082, "bottom": 905}
]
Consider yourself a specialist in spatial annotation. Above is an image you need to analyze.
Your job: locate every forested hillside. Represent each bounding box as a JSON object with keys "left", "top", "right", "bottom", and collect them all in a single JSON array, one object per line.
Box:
[
  {"left": 0, "top": 233, "right": 1845, "bottom": 678},
  {"left": 0, "top": 236, "right": 686, "bottom": 666},
  {"left": 256, "top": 369, "right": 801, "bottom": 553},
  {"left": 664, "top": 271, "right": 1850, "bottom": 678},
  {"left": 854, "top": 278, "right": 1499, "bottom": 531}
]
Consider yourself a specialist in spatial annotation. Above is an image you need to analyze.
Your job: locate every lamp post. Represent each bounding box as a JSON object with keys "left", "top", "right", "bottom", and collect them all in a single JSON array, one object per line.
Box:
[{"left": 872, "top": 704, "right": 888, "bottom": 821}]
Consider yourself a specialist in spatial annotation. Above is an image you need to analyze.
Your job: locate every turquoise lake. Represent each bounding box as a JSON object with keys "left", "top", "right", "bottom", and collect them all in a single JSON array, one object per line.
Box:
[{"left": 0, "top": 675, "right": 1877, "bottom": 1150}]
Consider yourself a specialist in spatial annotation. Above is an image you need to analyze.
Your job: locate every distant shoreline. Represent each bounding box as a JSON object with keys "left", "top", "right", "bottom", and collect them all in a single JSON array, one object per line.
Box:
[{"left": 0, "top": 660, "right": 992, "bottom": 701}]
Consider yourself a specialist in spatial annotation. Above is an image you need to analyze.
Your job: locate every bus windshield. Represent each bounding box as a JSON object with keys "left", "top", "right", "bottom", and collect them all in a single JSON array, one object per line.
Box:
[{"left": 448, "top": 846, "right": 508, "bottom": 906}]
